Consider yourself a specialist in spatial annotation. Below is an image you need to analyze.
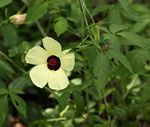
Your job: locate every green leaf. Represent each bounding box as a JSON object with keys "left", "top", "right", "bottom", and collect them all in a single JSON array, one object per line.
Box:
[
  {"left": 118, "top": 0, "right": 138, "bottom": 20},
  {"left": 22, "top": 0, "right": 44, "bottom": 6},
  {"left": 0, "top": 60, "right": 15, "bottom": 79},
  {"left": 92, "top": 4, "right": 110, "bottom": 16},
  {"left": 131, "top": 17, "right": 150, "bottom": 33},
  {"left": 93, "top": 53, "right": 111, "bottom": 90},
  {"left": 9, "top": 88, "right": 24, "bottom": 94},
  {"left": 104, "top": 33, "right": 120, "bottom": 51},
  {"left": 82, "top": 46, "right": 97, "bottom": 68},
  {"left": 108, "top": 6, "right": 122, "bottom": 24},
  {"left": 127, "top": 49, "right": 150, "bottom": 72},
  {"left": 8, "top": 41, "right": 31, "bottom": 57},
  {"left": 26, "top": 2, "right": 48, "bottom": 23},
  {"left": 10, "top": 94, "right": 27, "bottom": 117},
  {"left": 0, "top": 60, "right": 14, "bottom": 74},
  {"left": 58, "top": 91, "right": 70, "bottom": 111},
  {"left": 140, "top": 84, "right": 150, "bottom": 102},
  {"left": 8, "top": 76, "right": 32, "bottom": 89},
  {"left": 109, "top": 24, "right": 129, "bottom": 33},
  {"left": 54, "top": 17, "right": 68, "bottom": 37},
  {"left": 109, "top": 50, "right": 133, "bottom": 73},
  {"left": 117, "top": 31, "right": 149, "bottom": 48},
  {"left": 64, "top": 120, "right": 73, "bottom": 127},
  {"left": 91, "top": 24, "right": 100, "bottom": 42},
  {"left": 1, "top": 24, "right": 18, "bottom": 47},
  {"left": 70, "top": 4, "right": 82, "bottom": 25},
  {"left": 0, "top": 95, "right": 8, "bottom": 127},
  {"left": 73, "top": 92, "right": 85, "bottom": 116},
  {"left": 0, "top": 0, "right": 12, "bottom": 8},
  {"left": 0, "top": 88, "right": 8, "bottom": 95}
]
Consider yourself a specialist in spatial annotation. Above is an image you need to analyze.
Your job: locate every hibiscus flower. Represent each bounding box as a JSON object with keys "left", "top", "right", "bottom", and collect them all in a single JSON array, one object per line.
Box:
[{"left": 25, "top": 37, "right": 75, "bottom": 90}]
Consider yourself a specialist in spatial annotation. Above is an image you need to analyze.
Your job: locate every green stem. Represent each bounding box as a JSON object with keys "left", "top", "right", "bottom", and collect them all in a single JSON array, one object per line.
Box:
[
  {"left": 17, "top": 4, "right": 26, "bottom": 14},
  {"left": 77, "top": 0, "right": 91, "bottom": 34},
  {"left": 47, "top": 117, "right": 67, "bottom": 122},
  {"left": 77, "top": 0, "right": 101, "bottom": 50},
  {"left": 0, "top": 50, "right": 26, "bottom": 73},
  {"left": 101, "top": 90, "right": 111, "bottom": 127},
  {"left": 82, "top": 1, "right": 95, "bottom": 24},
  {"left": 30, "top": 117, "right": 67, "bottom": 125},
  {"left": 44, "top": 86, "right": 59, "bottom": 97},
  {"left": 77, "top": 35, "right": 89, "bottom": 48},
  {"left": 86, "top": 92, "right": 89, "bottom": 113},
  {"left": 36, "top": 21, "right": 47, "bottom": 37}
]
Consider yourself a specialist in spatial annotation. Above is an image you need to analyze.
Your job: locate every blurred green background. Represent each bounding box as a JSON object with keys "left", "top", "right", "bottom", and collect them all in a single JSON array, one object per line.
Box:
[{"left": 0, "top": 0, "right": 150, "bottom": 127}]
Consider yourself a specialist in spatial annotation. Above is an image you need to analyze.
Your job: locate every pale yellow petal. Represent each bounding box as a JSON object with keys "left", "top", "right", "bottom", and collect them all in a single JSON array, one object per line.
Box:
[
  {"left": 30, "top": 64, "right": 49, "bottom": 88},
  {"left": 60, "top": 49, "right": 75, "bottom": 71},
  {"left": 42, "top": 36, "right": 61, "bottom": 56},
  {"left": 48, "top": 68, "right": 69, "bottom": 90},
  {"left": 25, "top": 46, "right": 47, "bottom": 65}
]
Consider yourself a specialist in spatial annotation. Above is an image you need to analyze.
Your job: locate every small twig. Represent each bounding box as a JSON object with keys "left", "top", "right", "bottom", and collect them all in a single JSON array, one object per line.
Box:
[
  {"left": 0, "top": 50, "right": 26, "bottom": 73},
  {"left": 101, "top": 90, "right": 111, "bottom": 127},
  {"left": 17, "top": 4, "right": 26, "bottom": 14},
  {"left": 44, "top": 86, "right": 59, "bottom": 98},
  {"left": 77, "top": 0, "right": 91, "bottom": 34},
  {"left": 47, "top": 117, "right": 67, "bottom": 122},
  {"left": 77, "top": 35, "right": 89, "bottom": 48},
  {"left": 36, "top": 21, "right": 47, "bottom": 37}
]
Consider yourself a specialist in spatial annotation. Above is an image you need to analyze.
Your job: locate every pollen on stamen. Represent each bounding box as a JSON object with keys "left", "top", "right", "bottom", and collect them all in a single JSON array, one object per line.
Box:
[{"left": 47, "top": 55, "right": 60, "bottom": 71}]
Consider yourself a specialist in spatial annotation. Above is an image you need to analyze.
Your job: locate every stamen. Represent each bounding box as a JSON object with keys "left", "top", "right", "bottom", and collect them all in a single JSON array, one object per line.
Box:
[{"left": 47, "top": 55, "right": 60, "bottom": 71}]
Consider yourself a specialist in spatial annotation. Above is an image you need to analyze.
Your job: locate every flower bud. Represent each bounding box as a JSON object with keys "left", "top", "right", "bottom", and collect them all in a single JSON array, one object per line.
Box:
[{"left": 9, "top": 14, "right": 26, "bottom": 25}]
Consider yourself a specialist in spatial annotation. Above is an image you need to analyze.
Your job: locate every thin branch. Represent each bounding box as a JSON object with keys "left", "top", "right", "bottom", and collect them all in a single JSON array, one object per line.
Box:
[
  {"left": 0, "top": 50, "right": 26, "bottom": 73},
  {"left": 36, "top": 21, "right": 47, "bottom": 37}
]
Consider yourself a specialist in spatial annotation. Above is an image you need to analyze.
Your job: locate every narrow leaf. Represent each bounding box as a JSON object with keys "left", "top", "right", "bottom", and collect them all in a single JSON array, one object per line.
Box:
[
  {"left": 0, "top": 95, "right": 8, "bottom": 127},
  {"left": 127, "top": 49, "right": 150, "bottom": 72},
  {"left": 0, "top": 88, "right": 8, "bottom": 95},
  {"left": 104, "top": 33, "right": 120, "bottom": 51},
  {"left": 109, "top": 24, "right": 129, "bottom": 33},
  {"left": 73, "top": 92, "right": 84, "bottom": 116},
  {"left": 0, "top": 0, "right": 12, "bottom": 8},
  {"left": 118, "top": 31, "right": 149, "bottom": 48},
  {"left": 109, "top": 50, "right": 133, "bottom": 73},
  {"left": 10, "top": 94, "right": 27, "bottom": 117},
  {"left": 58, "top": 91, "right": 70, "bottom": 112},
  {"left": 93, "top": 53, "right": 111, "bottom": 90},
  {"left": 118, "top": 0, "right": 138, "bottom": 20},
  {"left": 9, "top": 88, "right": 24, "bottom": 94}
]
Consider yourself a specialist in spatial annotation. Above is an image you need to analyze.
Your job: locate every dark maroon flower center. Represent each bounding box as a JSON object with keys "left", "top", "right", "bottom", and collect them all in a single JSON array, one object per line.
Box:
[{"left": 47, "top": 55, "right": 60, "bottom": 71}]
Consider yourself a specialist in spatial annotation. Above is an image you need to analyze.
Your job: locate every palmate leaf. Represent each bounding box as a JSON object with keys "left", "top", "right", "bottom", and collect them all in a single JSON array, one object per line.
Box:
[
  {"left": 0, "top": 95, "right": 8, "bottom": 127},
  {"left": 93, "top": 53, "right": 111, "bottom": 90}
]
